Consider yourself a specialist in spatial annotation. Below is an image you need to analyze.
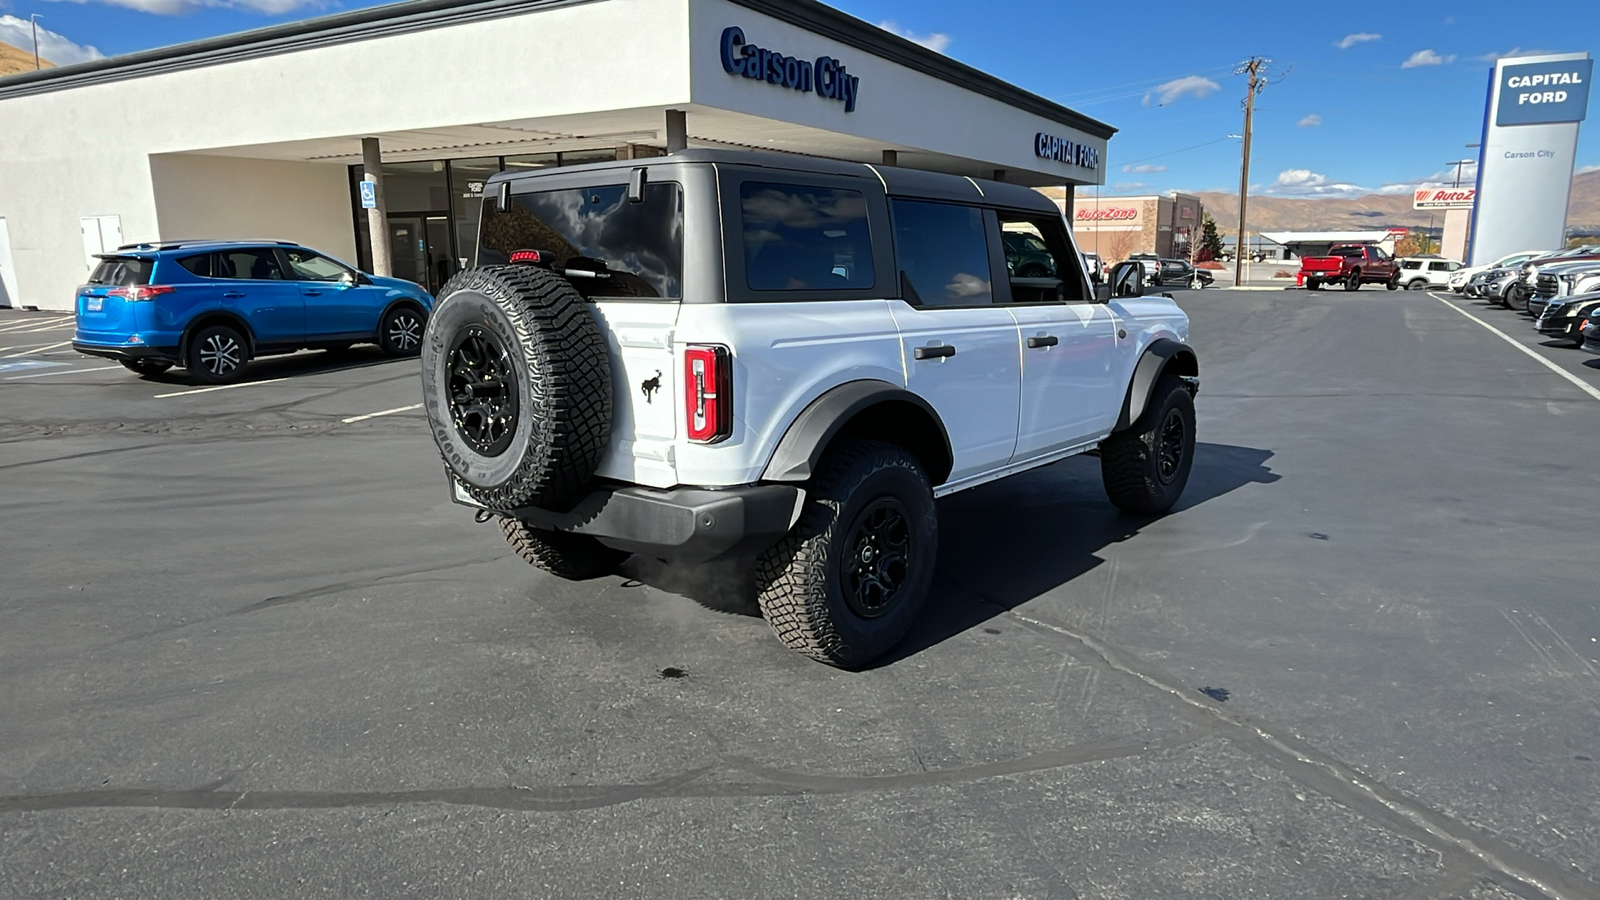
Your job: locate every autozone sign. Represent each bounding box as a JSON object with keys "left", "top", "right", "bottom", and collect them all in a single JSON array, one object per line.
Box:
[
  {"left": 1413, "top": 187, "right": 1476, "bottom": 210},
  {"left": 1076, "top": 207, "right": 1139, "bottom": 221}
]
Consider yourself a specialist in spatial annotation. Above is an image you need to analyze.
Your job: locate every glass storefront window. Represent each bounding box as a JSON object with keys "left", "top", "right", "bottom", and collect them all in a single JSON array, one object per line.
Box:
[
  {"left": 449, "top": 157, "right": 501, "bottom": 270},
  {"left": 502, "top": 152, "right": 558, "bottom": 172}
]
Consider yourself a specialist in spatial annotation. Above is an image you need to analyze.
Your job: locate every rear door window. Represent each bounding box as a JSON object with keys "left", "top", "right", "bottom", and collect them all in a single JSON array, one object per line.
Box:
[
  {"left": 890, "top": 199, "right": 992, "bottom": 307},
  {"left": 87, "top": 256, "right": 153, "bottom": 286},
  {"left": 176, "top": 254, "right": 213, "bottom": 278},
  {"left": 479, "top": 182, "right": 682, "bottom": 299},
  {"left": 214, "top": 249, "right": 287, "bottom": 280},
  {"left": 1401, "top": 260, "right": 1423, "bottom": 270},
  {"left": 739, "top": 182, "right": 874, "bottom": 291}
]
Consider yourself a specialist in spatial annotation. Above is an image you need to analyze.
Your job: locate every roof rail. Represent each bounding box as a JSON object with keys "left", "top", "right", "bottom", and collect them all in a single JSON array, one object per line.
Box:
[{"left": 113, "top": 239, "right": 299, "bottom": 251}]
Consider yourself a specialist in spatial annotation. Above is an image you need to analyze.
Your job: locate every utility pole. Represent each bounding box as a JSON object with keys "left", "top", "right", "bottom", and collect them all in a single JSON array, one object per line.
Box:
[
  {"left": 30, "top": 14, "right": 42, "bottom": 70},
  {"left": 1234, "top": 57, "right": 1267, "bottom": 287}
]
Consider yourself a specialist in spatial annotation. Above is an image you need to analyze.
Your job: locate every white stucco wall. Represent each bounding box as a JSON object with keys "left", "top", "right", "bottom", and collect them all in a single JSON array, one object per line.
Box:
[
  {"left": 0, "top": 0, "right": 692, "bottom": 310},
  {"left": 149, "top": 155, "right": 357, "bottom": 265}
]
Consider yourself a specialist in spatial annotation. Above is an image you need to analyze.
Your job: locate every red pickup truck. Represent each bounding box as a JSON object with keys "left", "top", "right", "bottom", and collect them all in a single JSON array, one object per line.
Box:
[{"left": 1299, "top": 244, "right": 1400, "bottom": 291}]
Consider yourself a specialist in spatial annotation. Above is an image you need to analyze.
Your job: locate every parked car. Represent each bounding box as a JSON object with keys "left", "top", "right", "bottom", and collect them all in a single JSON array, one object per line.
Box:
[
  {"left": 1159, "top": 258, "right": 1213, "bottom": 288},
  {"left": 1448, "top": 250, "right": 1544, "bottom": 293},
  {"left": 1300, "top": 244, "right": 1400, "bottom": 291},
  {"left": 1581, "top": 314, "right": 1600, "bottom": 356},
  {"left": 1534, "top": 292, "right": 1600, "bottom": 345},
  {"left": 1001, "top": 228, "right": 1058, "bottom": 278},
  {"left": 1505, "top": 246, "right": 1600, "bottom": 311},
  {"left": 426, "top": 149, "right": 1197, "bottom": 669},
  {"left": 73, "top": 240, "right": 434, "bottom": 383},
  {"left": 1128, "top": 252, "right": 1165, "bottom": 287},
  {"left": 1532, "top": 260, "right": 1600, "bottom": 308},
  {"left": 1395, "top": 257, "right": 1463, "bottom": 291}
]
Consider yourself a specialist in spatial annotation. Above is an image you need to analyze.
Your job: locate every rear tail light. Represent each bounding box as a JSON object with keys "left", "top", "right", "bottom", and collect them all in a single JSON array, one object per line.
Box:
[
  {"left": 509, "top": 250, "right": 545, "bottom": 266},
  {"left": 107, "top": 285, "right": 175, "bottom": 301},
  {"left": 684, "top": 344, "right": 732, "bottom": 443}
]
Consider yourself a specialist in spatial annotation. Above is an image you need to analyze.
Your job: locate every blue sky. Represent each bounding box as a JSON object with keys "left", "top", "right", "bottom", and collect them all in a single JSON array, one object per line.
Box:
[{"left": 3, "top": 0, "right": 1596, "bottom": 198}]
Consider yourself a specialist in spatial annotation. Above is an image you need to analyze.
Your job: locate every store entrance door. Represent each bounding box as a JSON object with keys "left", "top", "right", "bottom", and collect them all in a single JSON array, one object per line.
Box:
[{"left": 387, "top": 214, "right": 453, "bottom": 294}]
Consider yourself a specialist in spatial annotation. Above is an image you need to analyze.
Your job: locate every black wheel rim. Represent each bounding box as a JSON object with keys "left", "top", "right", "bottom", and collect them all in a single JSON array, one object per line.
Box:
[
  {"left": 1156, "top": 407, "right": 1186, "bottom": 484},
  {"left": 446, "top": 325, "right": 518, "bottom": 457},
  {"left": 199, "top": 333, "right": 241, "bottom": 377},
  {"left": 841, "top": 497, "right": 913, "bottom": 619},
  {"left": 388, "top": 313, "right": 422, "bottom": 351}
]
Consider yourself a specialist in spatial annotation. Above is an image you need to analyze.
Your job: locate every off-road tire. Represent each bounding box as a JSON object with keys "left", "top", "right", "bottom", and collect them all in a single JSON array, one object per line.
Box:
[
  {"left": 1387, "top": 273, "right": 1401, "bottom": 290},
  {"left": 754, "top": 440, "right": 937, "bottom": 669},
  {"left": 421, "top": 266, "right": 612, "bottom": 511},
  {"left": 120, "top": 359, "right": 172, "bottom": 377},
  {"left": 186, "top": 324, "right": 248, "bottom": 384},
  {"left": 1100, "top": 373, "right": 1196, "bottom": 515},
  {"left": 498, "top": 517, "right": 629, "bottom": 580},
  {"left": 1344, "top": 271, "right": 1361, "bottom": 292}
]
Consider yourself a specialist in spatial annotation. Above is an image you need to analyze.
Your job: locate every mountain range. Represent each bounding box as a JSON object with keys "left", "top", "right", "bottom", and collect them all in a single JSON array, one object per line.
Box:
[
  {"left": 1193, "top": 170, "right": 1600, "bottom": 235},
  {"left": 0, "top": 40, "right": 53, "bottom": 77}
]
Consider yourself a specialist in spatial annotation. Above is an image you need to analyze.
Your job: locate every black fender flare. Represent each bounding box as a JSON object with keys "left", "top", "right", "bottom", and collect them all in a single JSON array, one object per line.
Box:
[
  {"left": 1113, "top": 339, "right": 1198, "bottom": 432},
  {"left": 179, "top": 311, "right": 257, "bottom": 361},
  {"left": 761, "top": 380, "right": 953, "bottom": 485}
]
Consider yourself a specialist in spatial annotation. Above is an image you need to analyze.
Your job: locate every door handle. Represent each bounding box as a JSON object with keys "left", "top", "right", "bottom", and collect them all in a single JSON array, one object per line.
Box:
[
  {"left": 1026, "top": 335, "right": 1059, "bottom": 349},
  {"left": 913, "top": 344, "right": 956, "bottom": 360},
  {"left": 222, "top": 291, "right": 245, "bottom": 298},
  {"left": 304, "top": 289, "right": 323, "bottom": 296}
]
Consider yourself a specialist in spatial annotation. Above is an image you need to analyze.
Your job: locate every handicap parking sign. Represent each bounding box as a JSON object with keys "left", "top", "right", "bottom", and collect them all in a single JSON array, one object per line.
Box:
[{"left": 359, "top": 180, "right": 377, "bottom": 209}]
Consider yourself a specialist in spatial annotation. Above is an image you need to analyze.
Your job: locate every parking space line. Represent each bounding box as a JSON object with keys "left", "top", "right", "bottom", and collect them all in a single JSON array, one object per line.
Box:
[
  {"left": 154, "top": 377, "right": 291, "bottom": 398},
  {"left": 341, "top": 403, "right": 423, "bottom": 424},
  {"left": 0, "top": 341, "right": 73, "bottom": 359},
  {"left": 0, "top": 319, "right": 70, "bottom": 334},
  {"left": 5, "top": 364, "right": 124, "bottom": 380},
  {"left": 1431, "top": 292, "right": 1600, "bottom": 403}
]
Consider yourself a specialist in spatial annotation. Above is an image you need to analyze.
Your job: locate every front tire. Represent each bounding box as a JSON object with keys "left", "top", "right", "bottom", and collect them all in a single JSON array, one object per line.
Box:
[
  {"left": 186, "top": 324, "right": 248, "bottom": 384},
  {"left": 498, "top": 518, "right": 628, "bottom": 580},
  {"left": 1100, "top": 374, "right": 1196, "bottom": 515},
  {"left": 755, "top": 440, "right": 937, "bottom": 669},
  {"left": 120, "top": 359, "right": 172, "bottom": 377},
  {"left": 379, "top": 305, "right": 425, "bottom": 357}
]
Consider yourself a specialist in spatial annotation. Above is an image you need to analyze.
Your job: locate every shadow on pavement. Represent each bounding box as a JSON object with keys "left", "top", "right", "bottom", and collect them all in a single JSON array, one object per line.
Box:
[
  {"left": 876, "top": 442, "right": 1280, "bottom": 667},
  {"left": 621, "top": 443, "right": 1282, "bottom": 661},
  {"left": 136, "top": 347, "right": 415, "bottom": 386}
]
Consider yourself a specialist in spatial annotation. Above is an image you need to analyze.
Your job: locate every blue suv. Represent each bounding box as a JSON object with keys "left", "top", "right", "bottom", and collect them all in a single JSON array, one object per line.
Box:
[{"left": 72, "top": 240, "right": 434, "bottom": 383}]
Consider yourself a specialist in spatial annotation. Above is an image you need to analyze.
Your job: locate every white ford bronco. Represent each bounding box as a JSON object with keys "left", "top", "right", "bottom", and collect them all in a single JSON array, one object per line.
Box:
[{"left": 420, "top": 149, "right": 1197, "bottom": 668}]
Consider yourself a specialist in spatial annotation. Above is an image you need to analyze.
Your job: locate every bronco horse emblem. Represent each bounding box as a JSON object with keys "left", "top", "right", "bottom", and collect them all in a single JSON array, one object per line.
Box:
[{"left": 640, "top": 370, "right": 662, "bottom": 403}]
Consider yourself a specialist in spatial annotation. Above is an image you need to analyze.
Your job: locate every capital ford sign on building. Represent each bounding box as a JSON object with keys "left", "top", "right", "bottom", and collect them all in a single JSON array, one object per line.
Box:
[{"left": 1035, "top": 131, "right": 1100, "bottom": 172}]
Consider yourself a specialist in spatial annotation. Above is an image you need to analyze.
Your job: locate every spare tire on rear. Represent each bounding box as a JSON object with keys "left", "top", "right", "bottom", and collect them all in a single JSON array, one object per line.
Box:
[{"left": 421, "top": 266, "right": 613, "bottom": 511}]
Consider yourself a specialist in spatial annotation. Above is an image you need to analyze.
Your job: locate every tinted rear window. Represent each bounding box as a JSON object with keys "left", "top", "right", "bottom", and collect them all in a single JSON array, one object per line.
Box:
[
  {"left": 479, "top": 182, "right": 683, "bottom": 299},
  {"left": 176, "top": 254, "right": 212, "bottom": 277},
  {"left": 740, "top": 182, "right": 874, "bottom": 292},
  {"left": 87, "top": 257, "right": 153, "bottom": 286}
]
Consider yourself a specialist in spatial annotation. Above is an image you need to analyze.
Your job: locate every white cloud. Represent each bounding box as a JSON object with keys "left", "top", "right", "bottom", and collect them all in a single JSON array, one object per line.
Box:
[
  {"left": 1297, "top": 114, "right": 1323, "bottom": 127},
  {"left": 1402, "top": 49, "right": 1455, "bottom": 69},
  {"left": 1264, "top": 169, "right": 1367, "bottom": 198},
  {"left": 1114, "top": 182, "right": 1148, "bottom": 191},
  {"left": 877, "top": 20, "right": 951, "bottom": 54},
  {"left": 0, "top": 14, "right": 104, "bottom": 65},
  {"left": 1478, "top": 47, "right": 1557, "bottom": 62},
  {"left": 1142, "top": 75, "right": 1220, "bottom": 106},
  {"left": 42, "top": 0, "right": 318, "bottom": 15},
  {"left": 1335, "top": 32, "right": 1381, "bottom": 50},
  {"left": 1122, "top": 164, "right": 1167, "bottom": 174}
]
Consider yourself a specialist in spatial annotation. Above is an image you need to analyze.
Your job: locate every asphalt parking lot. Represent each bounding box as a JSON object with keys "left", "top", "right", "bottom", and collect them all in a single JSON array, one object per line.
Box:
[{"left": 2, "top": 287, "right": 1597, "bottom": 899}]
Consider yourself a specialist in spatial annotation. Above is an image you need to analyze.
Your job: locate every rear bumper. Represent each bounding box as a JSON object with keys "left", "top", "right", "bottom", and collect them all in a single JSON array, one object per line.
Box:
[
  {"left": 452, "top": 480, "right": 805, "bottom": 564},
  {"left": 72, "top": 341, "right": 179, "bottom": 363}
]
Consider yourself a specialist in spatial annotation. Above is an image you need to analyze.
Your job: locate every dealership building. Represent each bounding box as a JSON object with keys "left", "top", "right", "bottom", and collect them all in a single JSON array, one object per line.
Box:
[
  {"left": 1044, "top": 191, "right": 1204, "bottom": 262},
  {"left": 0, "top": 0, "right": 1114, "bottom": 311}
]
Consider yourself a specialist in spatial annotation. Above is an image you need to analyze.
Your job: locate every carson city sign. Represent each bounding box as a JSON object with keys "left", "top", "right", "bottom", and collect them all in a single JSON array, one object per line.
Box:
[
  {"left": 720, "top": 26, "right": 861, "bottom": 113},
  {"left": 1413, "top": 187, "right": 1476, "bottom": 210}
]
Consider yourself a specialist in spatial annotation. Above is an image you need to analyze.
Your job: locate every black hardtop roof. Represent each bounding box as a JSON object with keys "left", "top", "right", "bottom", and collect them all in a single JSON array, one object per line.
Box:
[{"left": 488, "top": 148, "right": 1062, "bottom": 215}]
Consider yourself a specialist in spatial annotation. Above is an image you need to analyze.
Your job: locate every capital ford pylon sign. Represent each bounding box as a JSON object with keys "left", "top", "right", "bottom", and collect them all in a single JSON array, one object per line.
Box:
[{"left": 1469, "top": 53, "right": 1593, "bottom": 265}]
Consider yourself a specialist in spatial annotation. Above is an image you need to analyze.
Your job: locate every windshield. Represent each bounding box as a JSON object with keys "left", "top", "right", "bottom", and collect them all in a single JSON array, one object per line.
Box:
[
  {"left": 478, "top": 182, "right": 683, "bottom": 299},
  {"left": 87, "top": 256, "right": 153, "bottom": 286}
]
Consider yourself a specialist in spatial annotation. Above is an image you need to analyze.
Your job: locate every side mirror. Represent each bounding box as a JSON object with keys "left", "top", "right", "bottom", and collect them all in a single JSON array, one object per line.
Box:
[
  {"left": 1108, "top": 262, "right": 1144, "bottom": 299},
  {"left": 338, "top": 271, "right": 359, "bottom": 288}
]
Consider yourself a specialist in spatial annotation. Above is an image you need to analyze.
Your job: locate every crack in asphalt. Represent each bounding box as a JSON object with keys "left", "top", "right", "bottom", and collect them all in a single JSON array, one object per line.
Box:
[{"left": 0, "top": 736, "right": 1198, "bottom": 815}]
